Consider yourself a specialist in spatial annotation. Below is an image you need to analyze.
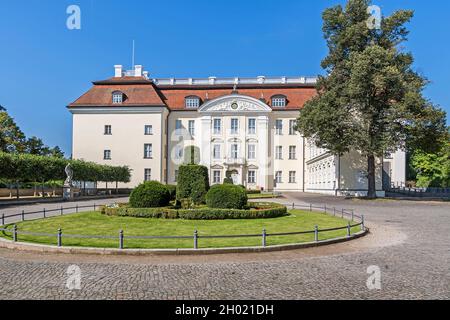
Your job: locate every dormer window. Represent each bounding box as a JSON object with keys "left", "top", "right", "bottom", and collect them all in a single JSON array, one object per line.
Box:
[
  {"left": 112, "top": 91, "right": 124, "bottom": 104},
  {"left": 185, "top": 96, "right": 201, "bottom": 108},
  {"left": 271, "top": 95, "right": 287, "bottom": 107}
]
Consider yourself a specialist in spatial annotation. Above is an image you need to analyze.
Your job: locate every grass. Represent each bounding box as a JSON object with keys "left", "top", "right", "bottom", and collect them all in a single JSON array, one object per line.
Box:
[
  {"left": 0, "top": 209, "right": 362, "bottom": 249},
  {"left": 247, "top": 193, "right": 280, "bottom": 199}
]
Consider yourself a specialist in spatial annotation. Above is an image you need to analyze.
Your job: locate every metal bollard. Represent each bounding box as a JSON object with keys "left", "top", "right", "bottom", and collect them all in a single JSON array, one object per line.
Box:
[
  {"left": 351, "top": 210, "right": 354, "bottom": 221},
  {"left": 119, "top": 230, "right": 124, "bottom": 249},
  {"left": 314, "top": 225, "right": 319, "bottom": 242},
  {"left": 43, "top": 208, "right": 46, "bottom": 219},
  {"left": 324, "top": 205, "right": 327, "bottom": 213},
  {"left": 347, "top": 222, "right": 351, "bottom": 238},
  {"left": 309, "top": 203, "right": 312, "bottom": 212},
  {"left": 193, "top": 230, "right": 198, "bottom": 249},
  {"left": 1, "top": 213, "right": 4, "bottom": 226},
  {"left": 21, "top": 210, "right": 25, "bottom": 222},
  {"left": 262, "top": 228, "right": 267, "bottom": 247},
  {"left": 333, "top": 207, "right": 336, "bottom": 216},
  {"left": 361, "top": 215, "right": 365, "bottom": 231},
  {"left": 94, "top": 203, "right": 96, "bottom": 211},
  {"left": 60, "top": 206, "right": 63, "bottom": 216},
  {"left": 292, "top": 203, "right": 295, "bottom": 210},
  {"left": 76, "top": 204, "right": 79, "bottom": 213},
  {"left": 341, "top": 209, "right": 344, "bottom": 218},
  {"left": 13, "top": 225, "right": 17, "bottom": 242},
  {"left": 57, "top": 228, "right": 62, "bottom": 247}
]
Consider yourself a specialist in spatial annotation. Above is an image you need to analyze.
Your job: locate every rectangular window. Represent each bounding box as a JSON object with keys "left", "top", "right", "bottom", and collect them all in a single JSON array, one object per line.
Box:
[
  {"left": 231, "top": 144, "right": 238, "bottom": 159},
  {"left": 275, "top": 120, "right": 283, "bottom": 135},
  {"left": 289, "top": 120, "right": 296, "bottom": 135},
  {"left": 175, "top": 120, "right": 182, "bottom": 134},
  {"left": 275, "top": 171, "right": 282, "bottom": 184},
  {"left": 104, "top": 125, "right": 112, "bottom": 135},
  {"left": 104, "top": 150, "right": 111, "bottom": 160},
  {"left": 275, "top": 146, "right": 283, "bottom": 160},
  {"left": 213, "top": 144, "right": 221, "bottom": 159},
  {"left": 289, "top": 146, "right": 297, "bottom": 159},
  {"left": 231, "top": 118, "right": 239, "bottom": 134},
  {"left": 289, "top": 171, "right": 296, "bottom": 183},
  {"left": 213, "top": 119, "right": 222, "bottom": 134},
  {"left": 248, "top": 170, "right": 256, "bottom": 184},
  {"left": 213, "top": 170, "right": 221, "bottom": 184},
  {"left": 144, "top": 144, "right": 152, "bottom": 159},
  {"left": 188, "top": 120, "right": 195, "bottom": 136},
  {"left": 248, "top": 118, "right": 256, "bottom": 135},
  {"left": 185, "top": 97, "right": 200, "bottom": 108},
  {"left": 144, "top": 125, "right": 153, "bottom": 135},
  {"left": 144, "top": 169, "right": 152, "bottom": 182},
  {"left": 248, "top": 144, "right": 256, "bottom": 159},
  {"left": 272, "top": 97, "right": 286, "bottom": 107}
]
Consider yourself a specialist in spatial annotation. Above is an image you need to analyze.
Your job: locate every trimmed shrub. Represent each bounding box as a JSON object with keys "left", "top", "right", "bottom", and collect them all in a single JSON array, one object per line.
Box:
[
  {"left": 166, "top": 184, "right": 177, "bottom": 201},
  {"left": 129, "top": 181, "right": 171, "bottom": 208},
  {"left": 206, "top": 184, "right": 248, "bottom": 209},
  {"left": 103, "top": 202, "right": 288, "bottom": 220},
  {"left": 176, "top": 165, "right": 210, "bottom": 204}
]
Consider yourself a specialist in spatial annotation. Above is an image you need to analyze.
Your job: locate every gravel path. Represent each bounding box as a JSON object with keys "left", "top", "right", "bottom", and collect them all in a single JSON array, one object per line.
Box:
[{"left": 0, "top": 193, "right": 449, "bottom": 300}]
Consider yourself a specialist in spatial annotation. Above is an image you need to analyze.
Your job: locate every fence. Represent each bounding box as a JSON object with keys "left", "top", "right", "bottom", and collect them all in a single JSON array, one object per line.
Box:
[
  {"left": 0, "top": 202, "right": 366, "bottom": 250},
  {"left": 388, "top": 186, "right": 450, "bottom": 198}
]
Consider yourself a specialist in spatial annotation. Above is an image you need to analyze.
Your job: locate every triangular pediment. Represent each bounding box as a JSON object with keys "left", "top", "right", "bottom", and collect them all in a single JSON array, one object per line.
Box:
[{"left": 198, "top": 95, "right": 272, "bottom": 113}]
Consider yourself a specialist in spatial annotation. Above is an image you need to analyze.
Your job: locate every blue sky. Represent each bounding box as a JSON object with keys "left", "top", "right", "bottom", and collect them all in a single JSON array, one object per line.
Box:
[{"left": 0, "top": 0, "right": 449, "bottom": 156}]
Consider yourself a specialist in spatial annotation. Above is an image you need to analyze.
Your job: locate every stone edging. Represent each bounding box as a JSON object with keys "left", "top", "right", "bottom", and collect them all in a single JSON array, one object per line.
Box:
[{"left": 0, "top": 229, "right": 369, "bottom": 256}]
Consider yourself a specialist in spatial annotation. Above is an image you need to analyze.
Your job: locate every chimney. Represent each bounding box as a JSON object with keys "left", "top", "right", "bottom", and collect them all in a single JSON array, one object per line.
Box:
[
  {"left": 142, "top": 71, "right": 149, "bottom": 79},
  {"left": 114, "top": 65, "right": 123, "bottom": 77},
  {"left": 134, "top": 65, "right": 143, "bottom": 77}
]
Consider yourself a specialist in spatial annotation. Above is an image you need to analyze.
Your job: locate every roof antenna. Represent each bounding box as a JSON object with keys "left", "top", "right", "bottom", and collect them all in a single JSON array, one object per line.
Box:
[{"left": 132, "top": 40, "right": 135, "bottom": 69}]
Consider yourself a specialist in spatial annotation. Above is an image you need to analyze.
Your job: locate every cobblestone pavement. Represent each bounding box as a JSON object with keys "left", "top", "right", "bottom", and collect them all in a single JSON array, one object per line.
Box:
[{"left": 0, "top": 193, "right": 449, "bottom": 300}]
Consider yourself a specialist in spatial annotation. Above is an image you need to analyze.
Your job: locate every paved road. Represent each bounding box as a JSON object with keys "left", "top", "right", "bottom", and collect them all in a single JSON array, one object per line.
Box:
[{"left": 0, "top": 193, "right": 449, "bottom": 300}]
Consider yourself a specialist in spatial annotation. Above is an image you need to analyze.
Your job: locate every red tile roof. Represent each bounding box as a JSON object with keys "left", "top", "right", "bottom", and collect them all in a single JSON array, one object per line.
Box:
[{"left": 68, "top": 77, "right": 316, "bottom": 110}]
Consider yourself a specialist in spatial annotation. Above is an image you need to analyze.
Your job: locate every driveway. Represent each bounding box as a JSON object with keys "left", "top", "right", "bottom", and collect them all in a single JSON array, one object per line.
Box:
[{"left": 0, "top": 193, "right": 449, "bottom": 299}]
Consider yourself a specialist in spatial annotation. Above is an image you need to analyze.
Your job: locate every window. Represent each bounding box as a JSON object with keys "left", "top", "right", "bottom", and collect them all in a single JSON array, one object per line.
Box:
[
  {"left": 104, "top": 125, "right": 112, "bottom": 135},
  {"left": 144, "top": 169, "right": 152, "bottom": 182},
  {"left": 188, "top": 120, "right": 195, "bottom": 136},
  {"left": 231, "top": 144, "right": 238, "bottom": 159},
  {"left": 174, "top": 170, "right": 179, "bottom": 182},
  {"left": 275, "top": 171, "right": 282, "bottom": 184},
  {"left": 112, "top": 91, "right": 123, "bottom": 104},
  {"left": 175, "top": 120, "right": 182, "bottom": 134},
  {"left": 104, "top": 150, "right": 111, "bottom": 160},
  {"left": 275, "top": 120, "right": 283, "bottom": 135},
  {"left": 213, "top": 144, "right": 221, "bottom": 159},
  {"left": 272, "top": 95, "right": 286, "bottom": 107},
  {"left": 185, "top": 96, "right": 200, "bottom": 108},
  {"left": 289, "top": 120, "right": 296, "bottom": 135},
  {"left": 289, "top": 171, "right": 296, "bottom": 183},
  {"left": 248, "top": 170, "right": 256, "bottom": 184},
  {"left": 144, "top": 125, "right": 153, "bottom": 135},
  {"left": 231, "top": 118, "right": 239, "bottom": 134},
  {"left": 289, "top": 146, "right": 297, "bottom": 159},
  {"left": 213, "top": 170, "right": 221, "bottom": 184},
  {"left": 248, "top": 144, "right": 256, "bottom": 159},
  {"left": 213, "top": 119, "right": 222, "bottom": 134},
  {"left": 275, "top": 146, "right": 283, "bottom": 160},
  {"left": 144, "top": 144, "right": 152, "bottom": 159},
  {"left": 248, "top": 118, "right": 256, "bottom": 135}
]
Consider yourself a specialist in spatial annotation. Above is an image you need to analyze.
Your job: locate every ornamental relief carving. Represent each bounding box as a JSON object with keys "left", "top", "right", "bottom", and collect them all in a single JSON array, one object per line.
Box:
[
  {"left": 207, "top": 100, "right": 262, "bottom": 112},
  {"left": 199, "top": 95, "right": 272, "bottom": 113}
]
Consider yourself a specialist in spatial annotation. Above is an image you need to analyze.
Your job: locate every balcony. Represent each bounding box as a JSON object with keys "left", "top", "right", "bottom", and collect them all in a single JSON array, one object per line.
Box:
[{"left": 225, "top": 157, "right": 245, "bottom": 165}]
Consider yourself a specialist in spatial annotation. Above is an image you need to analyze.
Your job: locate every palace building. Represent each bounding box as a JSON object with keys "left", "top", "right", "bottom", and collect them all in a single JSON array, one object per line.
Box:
[{"left": 68, "top": 65, "right": 406, "bottom": 196}]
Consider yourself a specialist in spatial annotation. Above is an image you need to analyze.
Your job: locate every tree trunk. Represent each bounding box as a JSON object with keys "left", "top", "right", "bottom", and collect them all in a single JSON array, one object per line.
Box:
[
  {"left": 115, "top": 181, "right": 118, "bottom": 194},
  {"left": 367, "top": 155, "right": 377, "bottom": 198},
  {"left": 15, "top": 181, "right": 19, "bottom": 200}
]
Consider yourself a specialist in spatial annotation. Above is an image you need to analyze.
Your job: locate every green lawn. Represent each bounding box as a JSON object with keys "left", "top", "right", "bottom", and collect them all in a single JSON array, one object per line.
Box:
[
  {"left": 247, "top": 193, "right": 280, "bottom": 199},
  {"left": 0, "top": 210, "right": 362, "bottom": 249}
]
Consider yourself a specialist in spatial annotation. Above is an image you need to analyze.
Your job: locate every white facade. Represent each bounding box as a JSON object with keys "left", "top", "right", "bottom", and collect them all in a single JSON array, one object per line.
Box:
[{"left": 69, "top": 66, "right": 406, "bottom": 196}]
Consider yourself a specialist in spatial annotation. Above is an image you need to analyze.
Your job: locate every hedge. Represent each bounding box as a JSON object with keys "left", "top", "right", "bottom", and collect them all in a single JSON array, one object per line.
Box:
[
  {"left": 129, "top": 181, "right": 171, "bottom": 208},
  {"left": 166, "top": 184, "right": 177, "bottom": 200},
  {"left": 206, "top": 184, "right": 248, "bottom": 209},
  {"left": 102, "top": 202, "right": 288, "bottom": 220},
  {"left": 176, "top": 164, "right": 209, "bottom": 204}
]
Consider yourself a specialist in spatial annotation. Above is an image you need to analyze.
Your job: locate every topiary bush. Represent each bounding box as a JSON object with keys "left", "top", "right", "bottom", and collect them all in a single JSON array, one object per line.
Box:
[
  {"left": 166, "top": 184, "right": 177, "bottom": 201},
  {"left": 206, "top": 184, "right": 248, "bottom": 209},
  {"left": 129, "top": 181, "right": 171, "bottom": 208},
  {"left": 176, "top": 165, "right": 210, "bottom": 204}
]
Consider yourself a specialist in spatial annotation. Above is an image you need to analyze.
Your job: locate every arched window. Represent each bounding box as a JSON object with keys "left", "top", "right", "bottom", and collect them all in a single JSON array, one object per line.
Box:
[
  {"left": 112, "top": 91, "right": 124, "bottom": 104},
  {"left": 185, "top": 96, "right": 201, "bottom": 108},
  {"left": 271, "top": 95, "right": 287, "bottom": 107}
]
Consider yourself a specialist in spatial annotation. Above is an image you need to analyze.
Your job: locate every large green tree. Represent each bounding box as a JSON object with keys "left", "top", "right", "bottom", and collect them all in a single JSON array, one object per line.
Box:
[
  {"left": 0, "top": 109, "right": 26, "bottom": 153},
  {"left": 296, "top": 0, "right": 447, "bottom": 198}
]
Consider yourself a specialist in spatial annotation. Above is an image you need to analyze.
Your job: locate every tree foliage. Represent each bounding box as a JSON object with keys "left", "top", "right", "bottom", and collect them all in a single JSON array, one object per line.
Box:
[
  {"left": 176, "top": 164, "right": 210, "bottom": 204},
  {"left": 296, "top": 0, "right": 447, "bottom": 197}
]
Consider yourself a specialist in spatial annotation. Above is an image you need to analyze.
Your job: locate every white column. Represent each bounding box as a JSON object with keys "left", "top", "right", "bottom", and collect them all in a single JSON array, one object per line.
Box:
[
  {"left": 257, "top": 115, "right": 269, "bottom": 190},
  {"left": 200, "top": 115, "right": 212, "bottom": 168}
]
